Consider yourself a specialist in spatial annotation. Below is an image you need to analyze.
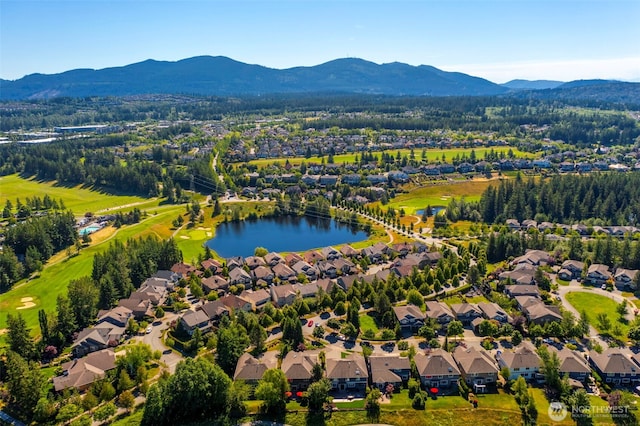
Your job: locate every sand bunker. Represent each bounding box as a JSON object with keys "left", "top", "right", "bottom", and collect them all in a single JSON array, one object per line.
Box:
[
  {"left": 0, "top": 329, "right": 7, "bottom": 335},
  {"left": 16, "top": 296, "right": 36, "bottom": 310},
  {"left": 180, "top": 235, "right": 190, "bottom": 239},
  {"left": 206, "top": 232, "right": 212, "bottom": 237}
]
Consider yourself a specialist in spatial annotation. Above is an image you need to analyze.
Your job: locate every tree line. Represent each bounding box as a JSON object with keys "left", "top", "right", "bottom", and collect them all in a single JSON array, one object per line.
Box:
[
  {"left": 480, "top": 173, "right": 640, "bottom": 225},
  {"left": 1, "top": 211, "right": 77, "bottom": 289}
]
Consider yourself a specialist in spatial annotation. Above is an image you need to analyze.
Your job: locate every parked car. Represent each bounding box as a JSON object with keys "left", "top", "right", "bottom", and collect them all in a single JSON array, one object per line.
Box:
[
  {"left": 146, "top": 326, "right": 152, "bottom": 334},
  {"left": 307, "top": 320, "right": 314, "bottom": 327}
]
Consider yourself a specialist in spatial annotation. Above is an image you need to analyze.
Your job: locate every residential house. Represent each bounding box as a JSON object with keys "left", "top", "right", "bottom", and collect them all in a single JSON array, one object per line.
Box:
[
  {"left": 293, "top": 260, "right": 319, "bottom": 280},
  {"left": 225, "top": 256, "right": 245, "bottom": 271},
  {"left": 614, "top": 268, "right": 639, "bottom": 290},
  {"left": 337, "top": 274, "right": 360, "bottom": 291},
  {"left": 229, "top": 268, "right": 252, "bottom": 288},
  {"left": 392, "top": 242, "right": 413, "bottom": 257},
  {"left": 453, "top": 346, "right": 499, "bottom": 389},
  {"left": 284, "top": 252, "right": 304, "bottom": 266},
  {"left": 273, "top": 263, "right": 297, "bottom": 282},
  {"left": 326, "top": 353, "right": 369, "bottom": 393},
  {"left": 477, "top": 302, "right": 511, "bottom": 324},
  {"left": 303, "top": 250, "right": 325, "bottom": 264},
  {"left": 393, "top": 304, "right": 425, "bottom": 331},
  {"left": 293, "top": 282, "right": 319, "bottom": 299},
  {"left": 97, "top": 305, "right": 132, "bottom": 328},
  {"left": 425, "top": 301, "right": 454, "bottom": 324},
  {"left": 72, "top": 327, "right": 120, "bottom": 358},
  {"left": 450, "top": 303, "right": 483, "bottom": 326},
  {"left": 340, "top": 245, "right": 360, "bottom": 258},
  {"left": 245, "top": 256, "right": 267, "bottom": 270},
  {"left": 332, "top": 258, "right": 355, "bottom": 276},
  {"left": 198, "top": 300, "right": 230, "bottom": 323},
  {"left": 201, "top": 258, "right": 222, "bottom": 273},
  {"left": 506, "top": 219, "right": 520, "bottom": 230},
  {"left": 559, "top": 260, "right": 585, "bottom": 281},
  {"left": 179, "top": 310, "right": 212, "bottom": 336},
  {"left": 549, "top": 347, "right": 590, "bottom": 382},
  {"left": 218, "top": 294, "right": 253, "bottom": 312},
  {"left": 53, "top": 349, "right": 117, "bottom": 392},
  {"left": 118, "top": 298, "right": 154, "bottom": 319},
  {"left": 281, "top": 351, "right": 320, "bottom": 391},
  {"left": 271, "top": 284, "right": 297, "bottom": 307},
  {"left": 233, "top": 352, "right": 278, "bottom": 385},
  {"left": 505, "top": 284, "right": 540, "bottom": 298},
  {"left": 239, "top": 289, "right": 271, "bottom": 310},
  {"left": 517, "top": 297, "right": 562, "bottom": 325},
  {"left": 368, "top": 355, "right": 411, "bottom": 391},
  {"left": 252, "top": 265, "right": 275, "bottom": 284},
  {"left": 511, "top": 249, "right": 554, "bottom": 267},
  {"left": 171, "top": 262, "right": 198, "bottom": 279},
  {"left": 414, "top": 349, "right": 461, "bottom": 389},
  {"left": 265, "top": 252, "right": 284, "bottom": 267},
  {"left": 201, "top": 275, "right": 229, "bottom": 295},
  {"left": 590, "top": 348, "right": 640, "bottom": 386},
  {"left": 499, "top": 269, "right": 536, "bottom": 286},
  {"left": 321, "top": 246, "right": 342, "bottom": 261},
  {"left": 586, "top": 264, "right": 612, "bottom": 286},
  {"left": 496, "top": 343, "right": 541, "bottom": 381}
]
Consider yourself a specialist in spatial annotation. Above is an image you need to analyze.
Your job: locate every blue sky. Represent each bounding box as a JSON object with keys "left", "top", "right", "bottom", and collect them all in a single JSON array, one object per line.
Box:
[{"left": 1, "top": 0, "right": 639, "bottom": 83}]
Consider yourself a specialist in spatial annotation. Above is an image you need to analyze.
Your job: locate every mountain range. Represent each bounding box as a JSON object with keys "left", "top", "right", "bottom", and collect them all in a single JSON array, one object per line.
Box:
[{"left": 1, "top": 56, "right": 637, "bottom": 102}]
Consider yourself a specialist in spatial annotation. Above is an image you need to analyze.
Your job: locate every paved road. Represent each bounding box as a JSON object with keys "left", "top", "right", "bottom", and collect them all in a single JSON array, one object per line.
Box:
[{"left": 133, "top": 312, "right": 183, "bottom": 373}]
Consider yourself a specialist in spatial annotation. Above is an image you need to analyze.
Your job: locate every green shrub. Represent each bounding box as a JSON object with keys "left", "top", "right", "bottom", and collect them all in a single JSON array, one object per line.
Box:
[
  {"left": 408, "top": 378, "right": 420, "bottom": 399},
  {"left": 412, "top": 392, "right": 426, "bottom": 410}
]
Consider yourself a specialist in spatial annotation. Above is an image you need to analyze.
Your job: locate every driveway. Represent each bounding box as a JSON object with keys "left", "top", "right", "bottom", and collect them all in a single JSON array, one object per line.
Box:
[{"left": 134, "top": 312, "right": 183, "bottom": 373}]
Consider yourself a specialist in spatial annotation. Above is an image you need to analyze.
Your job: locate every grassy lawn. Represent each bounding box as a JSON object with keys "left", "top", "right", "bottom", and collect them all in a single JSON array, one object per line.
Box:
[
  {"left": 242, "top": 147, "right": 535, "bottom": 169},
  {"left": 334, "top": 399, "right": 365, "bottom": 409},
  {"left": 556, "top": 278, "right": 570, "bottom": 286},
  {"left": 565, "top": 291, "right": 629, "bottom": 335},
  {"left": 359, "top": 312, "right": 381, "bottom": 334},
  {"left": 0, "top": 174, "right": 152, "bottom": 215}
]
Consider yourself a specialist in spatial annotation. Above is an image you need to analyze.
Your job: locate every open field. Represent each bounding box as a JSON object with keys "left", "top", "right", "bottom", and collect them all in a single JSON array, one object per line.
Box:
[
  {"left": 242, "top": 146, "right": 537, "bottom": 168},
  {"left": 0, "top": 174, "right": 156, "bottom": 214},
  {"left": 565, "top": 291, "right": 629, "bottom": 335},
  {"left": 370, "top": 178, "right": 498, "bottom": 214}
]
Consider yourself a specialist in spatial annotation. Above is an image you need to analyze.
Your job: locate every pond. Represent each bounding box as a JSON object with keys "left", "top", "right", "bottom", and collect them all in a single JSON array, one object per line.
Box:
[
  {"left": 206, "top": 215, "right": 369, "bottom": 258},
  {"left": 415, "top": 206, "right": 446, "bottom": 216}
]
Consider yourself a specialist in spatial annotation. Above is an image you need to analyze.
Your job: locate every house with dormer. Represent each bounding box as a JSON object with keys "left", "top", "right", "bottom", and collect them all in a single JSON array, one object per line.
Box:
[
  {"left": 369, "top": 355, "right": 411, "bottom": 391},
  {"left": 451, "top": 303, "right": 483, "bottom": 326},
  {"left": 415, "top": 349, "right": 461, "bottom": 389},
  {"left": 326, "top": 353, "right": 369, "bottom": 393},
  {"left": 393, "top": 304, "right": 425, "bottom": 331},
  {"left": 614, "top": 268, "right": 638, "bottom": 290},
  {"left": 281, "top": 351, "right": 320, "bottom": 391},
  {"left": 425, "top": 301, "right": 455, "bottom": 325},
  {"left": 453, "top": 346, "right": 499, "bottom": 389},
  {"left": 589, "top": 348, "right": 640, "bottom": 386},
  {"left": 234, "top": 352, "right": 278, "bottom": 385},
  {"left": 179, "top": 310, "right": 212, "bottom": 336},
  {"left": 53, "top": 349, "right": 117, "bottom": 392},
  {"left": 496, "top": 343, "right": 541, "bottom": 381},
  {"left": 586, "top": 264, "right": 612, "bottom": 286}
]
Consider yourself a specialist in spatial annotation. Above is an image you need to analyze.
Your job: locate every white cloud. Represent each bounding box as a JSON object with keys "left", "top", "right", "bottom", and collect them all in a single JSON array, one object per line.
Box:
[{"left": 440, "top": 57, "right": 640, "bottom": 83}]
